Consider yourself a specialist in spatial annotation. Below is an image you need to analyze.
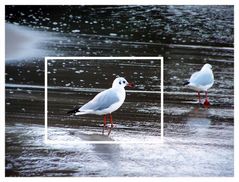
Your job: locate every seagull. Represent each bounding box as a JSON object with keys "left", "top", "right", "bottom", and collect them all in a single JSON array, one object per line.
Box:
[
  {"left": 67, "top": 77, "right": 134, "bottom": 135},
  {"left": 184, "top": 63, "right": 214, "bottom": 106}
]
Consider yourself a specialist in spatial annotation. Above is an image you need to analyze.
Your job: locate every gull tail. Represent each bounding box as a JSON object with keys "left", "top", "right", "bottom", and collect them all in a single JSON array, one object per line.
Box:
[
  {"left": 67, "top": 108, "right": 91, "bottom": 115},
  {"left": 67, "top": 107, "right": 79, "bottom": 115},
  {"left": 183, "top": 81, "right": 190, "bottom": 86}
]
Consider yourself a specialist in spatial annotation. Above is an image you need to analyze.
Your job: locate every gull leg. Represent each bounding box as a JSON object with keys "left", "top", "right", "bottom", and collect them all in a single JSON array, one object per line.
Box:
[
  {"left": 108, "top": 114, "right": 113, "bottom": 136},
  {"left": 102, "top": 115, "right": 107, "bottom": 135},
  {"left": 197, "top": 92, "right": 201, "bottom": 103},
  {"left": 204, "top": 91, "right": 210, "bottom": 107}
]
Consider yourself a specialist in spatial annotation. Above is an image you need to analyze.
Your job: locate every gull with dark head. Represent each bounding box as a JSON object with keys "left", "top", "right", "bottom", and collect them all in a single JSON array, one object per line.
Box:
[{"left": 68, "top": 77, "right": 134, "bottom": 135}]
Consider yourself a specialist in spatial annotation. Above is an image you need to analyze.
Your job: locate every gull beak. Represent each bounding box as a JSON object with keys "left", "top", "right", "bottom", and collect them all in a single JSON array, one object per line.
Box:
[{"left": 127, "top": 82, "right": 135, "bottom": 88}]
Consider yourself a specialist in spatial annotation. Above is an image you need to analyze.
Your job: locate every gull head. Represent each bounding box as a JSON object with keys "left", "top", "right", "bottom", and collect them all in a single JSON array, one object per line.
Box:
[
  {"left": 112, "top": 77, "right": 134, "bottom": 89},
  {"left": 202, "top": 63, "right": 212, "bottom": 70}
]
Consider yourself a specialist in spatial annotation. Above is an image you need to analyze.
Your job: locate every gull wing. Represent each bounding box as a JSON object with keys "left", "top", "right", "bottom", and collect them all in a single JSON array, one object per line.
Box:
[
  {"left": 189, "top": 70, "right": 214, "bottom": 86},
  {"left": 79, "top": 88, "right": 120, "bottom": 112}
]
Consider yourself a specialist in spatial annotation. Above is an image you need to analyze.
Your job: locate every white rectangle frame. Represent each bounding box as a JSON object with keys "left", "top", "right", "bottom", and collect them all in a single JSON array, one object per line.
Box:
[{"left": 44, "top": 57, "right": 164, "bottom": 144}]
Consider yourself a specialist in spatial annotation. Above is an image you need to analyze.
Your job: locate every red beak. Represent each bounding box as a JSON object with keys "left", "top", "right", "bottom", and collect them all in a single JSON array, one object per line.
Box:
[{"left": 127, "top": 82, "right": 135, "bottom": 88}]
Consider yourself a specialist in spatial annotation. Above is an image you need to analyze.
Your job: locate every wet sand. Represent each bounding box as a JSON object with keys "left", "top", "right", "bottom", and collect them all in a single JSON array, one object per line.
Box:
[{"left": 5, "top": 5, "right": 234, "bottom": 177}]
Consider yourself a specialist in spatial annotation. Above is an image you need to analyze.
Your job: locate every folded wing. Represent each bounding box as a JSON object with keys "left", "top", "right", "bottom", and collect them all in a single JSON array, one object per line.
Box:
[{"left": 80, "top": 89, "right": 120, "bottom": 112}]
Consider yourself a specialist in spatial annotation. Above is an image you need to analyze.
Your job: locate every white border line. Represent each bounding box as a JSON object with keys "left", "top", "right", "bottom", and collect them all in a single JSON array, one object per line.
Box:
[
  {"left": 44, "top": 56, "right": 164, "bottom": 144},
  {"left": 44, "top": 57, "right": 48, "bottom": 143},
  {"left": 161, "top": 57, "right": 164, "bottom": 142}
]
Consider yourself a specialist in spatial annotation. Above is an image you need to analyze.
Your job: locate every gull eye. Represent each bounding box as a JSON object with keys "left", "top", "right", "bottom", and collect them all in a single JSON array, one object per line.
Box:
[
  {"left": 123, "top": 81, "right": 126, "bottom": 84},
  {"left": 119, "top": 81, "right": 121, "bottom": 85}
]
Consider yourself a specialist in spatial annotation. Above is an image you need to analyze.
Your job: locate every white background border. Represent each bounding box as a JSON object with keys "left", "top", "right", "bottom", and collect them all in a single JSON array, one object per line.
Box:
[{"left": 1, "top": 0, "right": 238, "bottom": 181}]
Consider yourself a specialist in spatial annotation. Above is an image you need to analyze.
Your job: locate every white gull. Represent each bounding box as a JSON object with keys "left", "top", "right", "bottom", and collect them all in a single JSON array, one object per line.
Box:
[
  {"left": 184, "top": 63, "right": 214, "bottom": 105},
  {"left": 68, "top": 77, "right": 134, "bottom": 135}
]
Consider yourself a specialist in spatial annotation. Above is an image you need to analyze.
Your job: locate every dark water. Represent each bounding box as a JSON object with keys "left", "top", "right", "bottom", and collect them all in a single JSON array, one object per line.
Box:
[{"left": 5, "top": 5, "right": 234, "bottom": 176}]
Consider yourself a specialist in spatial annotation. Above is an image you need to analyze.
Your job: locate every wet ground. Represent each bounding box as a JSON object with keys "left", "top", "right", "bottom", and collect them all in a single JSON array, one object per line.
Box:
[{"left": 5, "top": 5, "right": 234, "bottom": 176}]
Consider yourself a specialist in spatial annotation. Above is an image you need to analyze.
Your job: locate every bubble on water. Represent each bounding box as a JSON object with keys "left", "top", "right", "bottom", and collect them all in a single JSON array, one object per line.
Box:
[
  {"left": 137, "top": 84, "right": 145, "bottom": 89},
  {"left": 9, "top": 78, "right": 14, "bottom": 81},
  {"left": 72, "top": 30, "right": 80, "bottom": 33},
  {"left": 13, "top": 22, "right": 19, "bottom": 25},
  {"left": 27, "top": 90, "right": 32, "bottom": 94},
  {"left": 109, "top": 33, "right": 117, "bottom": 37},
  {"left": 52, "top": 27, "right": 59, "bottom": 31},
  {"left": 104, "top": 40, "right": 112, "bottom": 44},
  {"left": 170, "top": 76, "right": 178, "bottom": 80},
  {"left": 150, "top": 76, "right": 158, "bottom": 80},
  {"left": 75, "top": 70, "right": 84, "bottom": 74}
]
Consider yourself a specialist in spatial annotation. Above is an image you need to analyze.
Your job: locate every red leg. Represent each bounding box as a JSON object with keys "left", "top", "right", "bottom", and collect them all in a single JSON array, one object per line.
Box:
[
  {"left": 204, "top": 91, "right": 210, "bottom": 107},
  {"left": 197, "top": 91, "right": 201, "bottom": 103},
  {"left": 108, "top": 114, "right": 113, "bottom": 136},
  {"left": 110, "top": 114, "right": 113, "bottom": 127},
  {"left": 102, "top": 115, "right": 107, "bottom": 134}
]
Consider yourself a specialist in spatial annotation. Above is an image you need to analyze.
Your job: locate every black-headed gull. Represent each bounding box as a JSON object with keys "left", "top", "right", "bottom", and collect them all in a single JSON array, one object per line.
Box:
[
  {"left": 184, "top": 63, "right": 214, "bottom": 106},
  {"left": 68, "top": 77, "right": 134, "bottom": 135}
]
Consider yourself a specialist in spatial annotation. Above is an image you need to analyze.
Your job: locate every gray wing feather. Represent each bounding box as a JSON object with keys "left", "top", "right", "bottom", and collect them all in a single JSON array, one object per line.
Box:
[
  {"left": 190, "top": 70, "right": 214, "bottom": 86},
  {"left": 80, "top": 89, "right": 119, "bottom": 111}
]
